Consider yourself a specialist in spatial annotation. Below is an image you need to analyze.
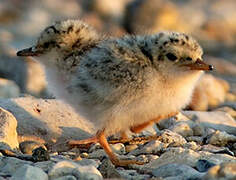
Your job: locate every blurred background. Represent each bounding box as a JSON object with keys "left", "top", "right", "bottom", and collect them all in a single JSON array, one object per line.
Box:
[{"left": 0, "top": 0, "right": 235, "bottom": 111}]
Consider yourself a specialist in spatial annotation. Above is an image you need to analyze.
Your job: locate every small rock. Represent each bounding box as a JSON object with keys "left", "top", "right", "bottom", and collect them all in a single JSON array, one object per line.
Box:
[
  {"left": 117, "top": 169, "right": 150, "bottom": 180},
  {"left": 53, "top": 175, "right": 77, "bottom": 180},
  {"left": 0, "top": 107, "right": 19, "bottom": 149},
  {"left": 203, "top": 162, "right": 236, "bottom": 180},
  {"left": 75, "top": 158, "right": 100, "bottom": 168},
  {"left": 32, "top": 147, "right": 50, "bottom": 162},
  {"left": 98, "top": 159, "right": 121, "bottom": 178},
  {"left": 186, "top": 136, "right": 203, "bottom": 144},
  {"left": 0, "top": 78, "right": 20, "bottom": 98},
  {"left": 182, "top": 141, "right": 200, "bottom": 151},
  {"left": 80, "top": 152, "right": 89, "bottom": 159},
  {"left": 49, "top": 160, "right": 102, "bottom": 180},
  {"left": 73, "top": 164, "right": 103, "bottom": 180},
  {"left": 128, "top": 140, "right": 164, "bottom": 156},
  {"left": 0, "top": 156, "right": 33, "bottom": 175},
  {"left": 160, "top": 129, "right": 187, "bottom": 146},
  {"left": 196, "top": 159, "right": 216, "bottom": 172},
  {"left": 183, "top": 111, "right": 236, "bottom": 135},
  {"left": 89, "top": 149, "right": 107, "bottom": 160},
  {"left": 201, "top": 144, "right": 234, "bottom": 156},
  {"left": 169, "top": 122, "right": 193, "bottom": 137},
  {"left": 0, "top": 97, "right": 95, "bottom": 151},
  {"left": 88, "top": 143, "right": 101, "bottom": 153},
  {"left": 34, "top": 161, "right": 55, "bottom": 173},
  {"left": 207, "top": 130, "right": 236, "bottom": 146},
  {"left": 48, "top": 161, "right": 78, "bottom": 179},
  {"left": 11, "top": 164, "right": 48, "bottom": 180},
  {"left": 152, "top": 163, "right": 204, "bottom": 179},
  {"left": 125, "top": 144, "right": 138, "bottom": 153},
  {"left": 143, "top": 147, "right": 236, "bottom": 172},
  {"left": 20, "top": 141, "right": 46, "bottom": 155},
  {"left": 111, "top": 143, "right": 126, "bottom": 155}
]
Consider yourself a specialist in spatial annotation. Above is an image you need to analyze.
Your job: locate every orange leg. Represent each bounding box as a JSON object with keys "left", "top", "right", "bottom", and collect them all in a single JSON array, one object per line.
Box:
[
  {"left": 68, "top": 130, "right": 144, "bottom": 166},
  {"left": 130, "top": 112, "right": 178, "bottom": 134},
  {"left": 97, "top": 130, "right": 144, "bottom": 166},
  {"left": 68, "top": 135, "right": 98, "bottom": 145},
  {"left": 130, "top": 120, "right": 155, "bottom": 133}
]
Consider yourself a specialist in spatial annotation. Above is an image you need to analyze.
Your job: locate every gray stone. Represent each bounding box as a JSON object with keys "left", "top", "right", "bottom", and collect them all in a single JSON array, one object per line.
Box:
[
  {"left": 117, "top": 169, "right": 150, "bottom": 180},
  {"left": 203, "top": 162, "right": 236, "bottom": 180},
  {"left": 11, "top": 164, "right": 48, "bottom": 180},
  {"left": 152, "top": 163, "right": 204, "bottom": 179},
  {"left": 34, "top": 161, "right": 55, "bottom": 173},
  {"left": 98, "top": 159, "right": 121, "bottom": 179},
  {"left": 182, "top": 141, "right": 200, "bottom": 151},
  {"left": 89, "top": 149, "right": 107, "bottom": 160},
  {"left": 128, "top": 140, "right": 164, "bottom": 156},
  {"left": 182, "top": 111, "right": 236, "bottom": 135},
  {"left": 201, "top": 144, "right": 234, "bottom": 156},
  {"left": 110, "top": 143, "right": 126, "bottom": 155},
  {"left": 19, "top": 140, "right": 46, "bottom": 155},
  {"left": 54, "top": 175, "right": 77, "bottom": 180},
  {"left": 75, "top": 158, "right": 100, "bottom": 168},
  {"left": 0, "top": 97, "right": 95, "bottom": 151},
  {"left": 143, "top": 147, "right": 236, "bottom": 172},
  {"left": 73, "top": 164, "right": 103, "bottom": 180},
  {"left": 169, "top": 122, "right": 193, "bottom": 137},
  {"left": 48, "top": 160, "right": 102, "bottom": 180},
  {"left": 0, "top": 156, "right": 32, "bottom": 175},
  {"left": 207, "top": 130, "right": 236, "bottom": 146},
  {"left": 0, "top": 107, "right": 18, "bottom": 149},
  {"left": 160, "top": 129, "right": 187, "bottom": 146},
  {"left": 196, "top": 159, "right": 216, "bottom": 172}
]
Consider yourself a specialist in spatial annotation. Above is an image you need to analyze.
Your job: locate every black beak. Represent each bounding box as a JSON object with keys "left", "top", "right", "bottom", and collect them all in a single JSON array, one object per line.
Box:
[
  {"left": 17, "top": 47, "right": 41, "bottom": 57},
  {"left": 181, "top": 59, "right": 214, "bottom": 71}
]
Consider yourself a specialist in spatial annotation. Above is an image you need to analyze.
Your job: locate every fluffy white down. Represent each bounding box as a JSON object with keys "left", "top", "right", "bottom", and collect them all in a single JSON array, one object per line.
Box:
[{"left": 36, "top": 53, "right": 203, "bottom": 136}]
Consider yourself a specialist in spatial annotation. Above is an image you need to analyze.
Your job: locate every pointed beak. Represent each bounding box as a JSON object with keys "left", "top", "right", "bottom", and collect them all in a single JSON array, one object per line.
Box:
[
  {"left": 181, "top": 59, "right": 214, "bottom": 71},
  {"left": 17, "top": 46, "right": 41, "bottom": 57}
]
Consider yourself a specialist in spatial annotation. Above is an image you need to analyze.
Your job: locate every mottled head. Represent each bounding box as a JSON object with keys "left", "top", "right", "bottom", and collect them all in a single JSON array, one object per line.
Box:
[
  {"left": 146, "top": 31, "right": 213, "bottom": 73},
  {"left": 17, "top": 20, "right": 100, "bottom": 63}
]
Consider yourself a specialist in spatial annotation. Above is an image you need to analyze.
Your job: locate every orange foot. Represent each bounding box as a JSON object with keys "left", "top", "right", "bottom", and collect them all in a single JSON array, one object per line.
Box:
[{"left": 68, "top": 130, "right": 145, "bottom": 166}]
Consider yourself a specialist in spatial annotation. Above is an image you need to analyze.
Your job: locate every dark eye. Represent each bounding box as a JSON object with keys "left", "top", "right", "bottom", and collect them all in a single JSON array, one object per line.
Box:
[
  {"left": 186, "top": 57, "right": 192, "bottom": 61},
  {"left": 43, "top": 42, "right": 50, "bottom": 48},
  {"left": 166, "top": 53, "right": 178, "bottom": 61}
]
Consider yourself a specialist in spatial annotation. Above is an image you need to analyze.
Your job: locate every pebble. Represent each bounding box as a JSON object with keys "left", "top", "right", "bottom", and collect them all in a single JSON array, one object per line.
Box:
[
  {"left": 128, "top": 140, "right": 164, "bottom": 156},
  {"left": 183, "top": 111, "right": 236, "bottom": 135},
  {"left": 169, "top": 122, "right": 193, "bottom": 137},
  {"left": 32, "top": 147, "right": 50, "bottom": 162},
  {"left": 196, "top": 159, "right": 216, "bottom": 172},
  {"left": 0, "top": 156, "right": 33, "bottom": 175},
  {"left": 160, "top": 129, "right": 187, "bottom": 146},
  {"left": 110, "top": 143, "right": 126, "bottom": 155},
  {"left": 203, "top": 162, "right": 236, "bottom": 180},
  {"left": 48, "top": 160, "right": 102, "bottom": 180},
  {"left": 11, "top": 164, "right": 48, "bottom": 180},
  {"left": 98, "top": 159, "right": 121, "bottom": 178},
  {"left": 53, "top": 175, "right": 77, "bottom": 180},
  {"left": 0, "top": 107, "right": 19, "bottom": 149},
  {"left": 19, "top": 141, "right": 47, "bottom": 155},
  {"left": 207, "top": 130, "right": 236, "bottom": 146},
  {"left": 117, "top": 169, "right": 150, "bottom": 180},
  {"left": 152, "top": 163, "right": 204, "bottom": 179},
  {"left": 34, "top": 161, "right": 55, "bottom": 173}
]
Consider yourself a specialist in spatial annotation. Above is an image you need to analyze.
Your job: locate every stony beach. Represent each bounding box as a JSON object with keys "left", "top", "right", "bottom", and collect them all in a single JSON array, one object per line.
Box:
[{"left": 0, "top": 0, "right": 236, "bottom": 179}]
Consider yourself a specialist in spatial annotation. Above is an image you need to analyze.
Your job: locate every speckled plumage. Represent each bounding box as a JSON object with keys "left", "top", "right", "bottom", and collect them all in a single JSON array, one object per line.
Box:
[{"left": 17, "top": 20, "right": 213, "bottom": 165}]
